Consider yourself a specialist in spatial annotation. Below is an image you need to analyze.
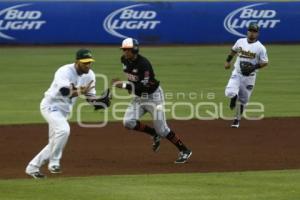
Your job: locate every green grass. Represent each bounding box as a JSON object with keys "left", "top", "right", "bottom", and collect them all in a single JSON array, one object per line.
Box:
[
  {"left": 0, "top": 45, "right": 299, "bottom": 199},
  {"left": 0, "top": 170, "right": 300, "bottom": 200},
  {"left": 0, "top": 45, "right": 299, "bottom": 124}
]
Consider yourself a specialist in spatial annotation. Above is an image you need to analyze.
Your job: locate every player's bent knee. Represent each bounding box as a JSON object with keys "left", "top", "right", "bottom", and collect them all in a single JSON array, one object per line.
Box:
[
  {"left": 155, "top": 127, "right": 170, "bottom": 138},
  {"left": 225, "top": 89, "right": 237, "bottom": 98},
  {"left": 123, "top": 119, "right": 136, "bottom": 130}
]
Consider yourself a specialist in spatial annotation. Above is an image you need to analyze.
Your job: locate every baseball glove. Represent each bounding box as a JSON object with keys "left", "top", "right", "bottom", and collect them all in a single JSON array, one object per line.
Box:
[
  {"left": 240, "top": 61, "right": 256, "bottom": 76},
  {"left": 87, "top": 89, "right": 111, "bottom": 110}
]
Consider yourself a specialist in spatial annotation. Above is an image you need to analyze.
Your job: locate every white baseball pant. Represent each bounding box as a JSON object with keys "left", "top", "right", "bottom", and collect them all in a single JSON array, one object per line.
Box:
[
  {"left": 26, "top": 99, "right": 70, "bottom": 173},
  {"left": 225, "top": 71, "right": 256, "bottom": 105}
]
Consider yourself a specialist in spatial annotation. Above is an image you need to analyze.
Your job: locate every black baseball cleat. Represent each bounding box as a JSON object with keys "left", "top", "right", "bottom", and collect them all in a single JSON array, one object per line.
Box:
[
  {"left": 48, "top": 165, "right": 62, "bottom": 174},
  {"left": 26, "top": 171, "right": 46, "bottom": 179},
  {"left": 174, "top": 149, "right": 192, "bottom": 164},
  {"left": 230, "top": 95, "right": 238, "bottom": 110},
  {"left": 231, "top": 119, "right": 240, "bottom": 128},
  {"left": 152, "top": 135, "right": 161, "bottom": 152}
]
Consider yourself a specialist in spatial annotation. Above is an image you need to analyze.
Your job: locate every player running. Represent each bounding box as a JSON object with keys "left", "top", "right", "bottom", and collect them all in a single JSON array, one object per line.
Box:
[
  {"left": 224, "top": 23, "right": 269, "bottom": 128},
  {"left": 112, "top": 38, "right": 192, "bottom": 164}
]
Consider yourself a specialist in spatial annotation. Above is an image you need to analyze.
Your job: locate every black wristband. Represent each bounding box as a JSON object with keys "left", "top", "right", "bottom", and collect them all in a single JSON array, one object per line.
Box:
[{"left": 226, "top": 55, "right": 233, "bottom": 62}]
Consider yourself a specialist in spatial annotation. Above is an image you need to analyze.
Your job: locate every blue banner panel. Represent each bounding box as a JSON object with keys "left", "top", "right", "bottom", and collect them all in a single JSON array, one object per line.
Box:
[{"left": 0, "top": 1, "right": 299, "bottom": 44}]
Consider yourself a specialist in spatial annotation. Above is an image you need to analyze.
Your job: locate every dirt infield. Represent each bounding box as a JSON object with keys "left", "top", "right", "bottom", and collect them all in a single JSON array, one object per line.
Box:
[{"left": 0, "top": 118, "right": 300, "bottom": 179}]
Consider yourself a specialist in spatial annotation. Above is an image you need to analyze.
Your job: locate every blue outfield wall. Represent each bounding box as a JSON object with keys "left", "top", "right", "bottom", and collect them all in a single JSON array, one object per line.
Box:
[{"left": 0, "top": 1, "right": 299, "bottom": 44}]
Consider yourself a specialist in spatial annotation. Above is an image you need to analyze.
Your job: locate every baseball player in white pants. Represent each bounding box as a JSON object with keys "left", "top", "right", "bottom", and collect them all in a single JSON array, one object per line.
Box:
[
  {"left": 25, "top": 49, "right": 109, "bottom": 179},
  {"left": 224, "top": 23, "right": 269, "bottom": 128}
]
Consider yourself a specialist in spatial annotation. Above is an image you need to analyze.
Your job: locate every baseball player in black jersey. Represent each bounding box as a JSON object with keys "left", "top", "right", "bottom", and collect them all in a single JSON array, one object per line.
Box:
[{"left": 112, "top": 38, "right": 192, "bottom": 163}]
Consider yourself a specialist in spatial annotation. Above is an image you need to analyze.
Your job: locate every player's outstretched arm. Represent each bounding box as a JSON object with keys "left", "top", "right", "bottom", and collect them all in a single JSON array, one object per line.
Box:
[{"left": 111, "top": 78, "right": 132, "bottom": 91}]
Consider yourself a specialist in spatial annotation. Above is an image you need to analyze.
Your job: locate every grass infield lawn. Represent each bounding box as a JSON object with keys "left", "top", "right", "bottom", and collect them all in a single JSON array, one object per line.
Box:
[
  {"left": 0, "top": 170, "right": 300, "bottom": 200},
  {"left": 0, "top": 45, "right": 299, "bottom": 124}
]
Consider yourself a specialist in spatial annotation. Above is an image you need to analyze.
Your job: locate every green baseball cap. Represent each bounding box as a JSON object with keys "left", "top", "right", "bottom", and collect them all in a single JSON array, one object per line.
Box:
[
  {"left": 248, "top": 23, "right": 259, "bottom": 32},
  {"left": 76, "top": 49, "right": 95, "bottom": 63}
]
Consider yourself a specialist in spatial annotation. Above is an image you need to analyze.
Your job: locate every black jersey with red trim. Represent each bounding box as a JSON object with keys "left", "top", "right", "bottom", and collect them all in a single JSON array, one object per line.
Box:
[{"left": 121, "top": 54, "right": 160, "bottom": 97}]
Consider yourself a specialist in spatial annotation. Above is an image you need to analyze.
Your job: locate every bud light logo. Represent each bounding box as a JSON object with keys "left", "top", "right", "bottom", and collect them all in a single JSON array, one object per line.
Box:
[
  {"left": 103, "top": 4, "right": 161, "bottom": 39},
  {"left": 0, "top": 4, "right": 46, "bottom": 40},
  {"left": 224, "top": 3, "right": 280, "bottom": 37}
]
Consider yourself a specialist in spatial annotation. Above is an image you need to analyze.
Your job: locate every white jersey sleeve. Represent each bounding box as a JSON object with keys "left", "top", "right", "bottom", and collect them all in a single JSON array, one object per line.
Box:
[
  {"left": 43, "top": 64, "right": 77, "bottom": 113},
  {"left": 46, "top": 66, "right": 72, "bottom": 98},
  {"left": 259, "top": 45, "right": 268, "bottom": 64},
  {"left": 232, "top": 39, "right": 242, "bottom": 52},
  {"left": 54, "top": 68, "right": 72, "bottom": 90}
]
